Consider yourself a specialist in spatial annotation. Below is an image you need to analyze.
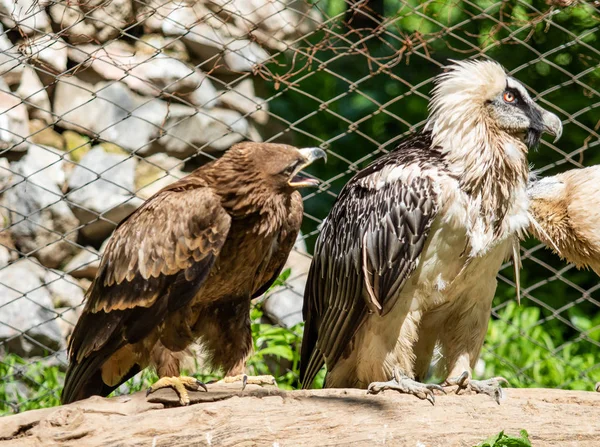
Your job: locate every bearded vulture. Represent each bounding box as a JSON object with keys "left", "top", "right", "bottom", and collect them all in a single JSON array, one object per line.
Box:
[
  {"left": 300, "top": 59, "right": 562, "bottom": 404},
  {"left": 62, "top": 142, "right": 326, "bottom": 405},
  {"left": 528, "top": 166, "right": 600, "bottom": 277}
]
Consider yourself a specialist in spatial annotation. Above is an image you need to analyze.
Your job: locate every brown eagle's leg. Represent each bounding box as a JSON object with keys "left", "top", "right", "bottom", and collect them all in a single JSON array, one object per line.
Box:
[
  {"left": 146, "top": 376, "right": 207, "bottom": 405},
  {"left": 146, "top": 344, "right": 207, "bottom": 405},
  {"left": 198, "top": 298, "right": 277, "bottom": 390},
  {"left": 219, "top": 372, "right": 277, "bottom": 390}
]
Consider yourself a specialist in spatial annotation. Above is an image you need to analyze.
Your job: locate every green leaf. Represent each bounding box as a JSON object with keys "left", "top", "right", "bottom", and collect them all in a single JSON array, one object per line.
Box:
[{"left": 474, "top": 429, "right": 531, "bottom": 447}]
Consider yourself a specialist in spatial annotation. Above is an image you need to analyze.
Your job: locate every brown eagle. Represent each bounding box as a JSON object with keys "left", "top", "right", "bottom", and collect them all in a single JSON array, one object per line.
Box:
[{"left": 62, "top": 142, "right": 326, "bottom": 405}]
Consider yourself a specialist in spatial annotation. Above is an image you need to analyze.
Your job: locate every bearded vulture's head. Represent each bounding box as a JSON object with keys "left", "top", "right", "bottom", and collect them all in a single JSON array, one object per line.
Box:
[{"left": 425, "top": 59, "right": 562, "bottom": 160}]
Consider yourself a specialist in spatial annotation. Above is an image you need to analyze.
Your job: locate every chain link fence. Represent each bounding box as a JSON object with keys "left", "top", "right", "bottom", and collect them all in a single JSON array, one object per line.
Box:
[{"left": 0, "top": 0, "right": 599, "bottom": 414}]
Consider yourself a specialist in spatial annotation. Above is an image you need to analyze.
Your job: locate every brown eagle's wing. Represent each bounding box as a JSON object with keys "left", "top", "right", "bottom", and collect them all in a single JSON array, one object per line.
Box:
[
  {"left": 62, "top": 176, "right": 231, "bottom": 404},
  {"left": 251, "top": 192, "right": 304, "bottom": 299},
  {"left": 300, "top": 140, "right": 439, "bottom": 389}
]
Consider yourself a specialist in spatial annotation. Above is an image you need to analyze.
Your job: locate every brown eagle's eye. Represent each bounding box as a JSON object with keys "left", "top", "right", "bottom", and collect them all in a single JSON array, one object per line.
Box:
[
  {"left": 503, "top": 91, "right": 515, "bottom": 103},
  {"left": 282, "top": 165, "right": 295, "bottom": 176}
]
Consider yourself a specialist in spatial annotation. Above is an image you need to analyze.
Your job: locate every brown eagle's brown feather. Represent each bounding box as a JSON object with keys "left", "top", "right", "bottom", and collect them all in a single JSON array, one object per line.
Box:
[
  {"left": 62, "top": 142, "right": 325, "bottom": 404},
  {"left": 251, "top": 193, "right": 303, "bottom": 299},
  {"left": 63, "top": 178, "right": 231, "bottom": 403}
]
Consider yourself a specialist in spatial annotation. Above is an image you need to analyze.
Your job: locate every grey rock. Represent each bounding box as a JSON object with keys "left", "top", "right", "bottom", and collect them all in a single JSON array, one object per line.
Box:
[
  {"left": 160, "top": 7, "right": 270, "bottom": 72},
  {"left": 0, "top": 0, "right": 51, "bottom": 35},
  {"left": 68, "top": 42, "right": 218, "bottom": 100},
  {"left": 210, "top": 0, "right": 322, "bottom": 50},
  {"left": 135, "top": 153, "right": 185, "bottom": 200},
  {"left": 55, "top": 306, "right": 81, "bottom": 348},
  {"left": 0, "top": 23, "right": 22, "bottom": 85},
  {"left": 262, "top": 236, "right": 310, "bottom": 328},
  {"left": 134, "top": 34, "right": 190, "bottom": 61},
  {"left": 44, "top": 269, "right": 86, "bottom": 308},
  {"left": 0, "top": 77, "right": 29, "bottom": 152},
  {"left": 16, "top": 66, "right": 53, "bottom": 124},
  {"left": 63, "top": 246, "right": 100, "bottom": 279},
  {"left": 67, "top": 145, "right": 141, "bottom": 241},
  {"left": 188, "top": 75, "right": 220, "bottom": 109},
  {"left": 53, "top": 77, "right": 182, "bottom": 153},
  {"left": 155, "top": 107, "right": 249, "bottom": 158},
  {"left": 220, "top": 78, "right": 269, "bottom": 125},
  {"left": 48, "top": 3, "right": 96, "bottom": 45},
  {"left": 3, "top": 145, "right": 80, "bottom": 268},
  {"left": 21, "top": 34, "right": 68, "bottom": 73},
  {"left": 49, "top": 0, "right": 133, "bottom": 44},
  {"left": 0, "top": 258, "right": 62, "bottom": 357},
  {"left": 0, "top": 156, "right": 12, "bottom": 190},
  {"left": 0, "top": 219, "right": 17, "bottom": 269}
]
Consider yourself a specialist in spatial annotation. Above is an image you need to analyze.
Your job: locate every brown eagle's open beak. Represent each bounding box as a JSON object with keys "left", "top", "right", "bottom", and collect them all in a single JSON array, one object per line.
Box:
[{"left": 288, "top": 147, "right": 327, "bottom": 188}]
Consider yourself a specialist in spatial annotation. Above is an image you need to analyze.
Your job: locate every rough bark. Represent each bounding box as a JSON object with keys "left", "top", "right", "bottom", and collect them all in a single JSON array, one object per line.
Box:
[{"left": 1, "top": 383, "right": 599, "bottom": 446}]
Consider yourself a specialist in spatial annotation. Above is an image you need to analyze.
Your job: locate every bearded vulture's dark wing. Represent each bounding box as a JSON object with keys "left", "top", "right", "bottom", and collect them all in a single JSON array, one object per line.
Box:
[
  {"left": 62, "top": 176, "right": 231, "bottom": 404},
  {"left": 300, "top": 135, "right": 440, "bottom": 388}
]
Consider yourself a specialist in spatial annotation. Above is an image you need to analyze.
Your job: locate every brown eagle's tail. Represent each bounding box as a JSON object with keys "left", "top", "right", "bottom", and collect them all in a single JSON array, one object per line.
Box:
[{"left": 61, "top": 351, "right": 141, "bottom": 404}]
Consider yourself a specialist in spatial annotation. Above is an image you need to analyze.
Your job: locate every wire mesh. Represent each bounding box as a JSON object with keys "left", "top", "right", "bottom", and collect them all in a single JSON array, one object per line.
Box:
[{"left": 0, "top": 0, "right": 599, "bottom": 414}]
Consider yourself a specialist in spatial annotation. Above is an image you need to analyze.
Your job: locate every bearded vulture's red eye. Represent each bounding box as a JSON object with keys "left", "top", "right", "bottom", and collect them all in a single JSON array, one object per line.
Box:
[{"left": 503, "top": 91, "right": 516, "bottom": 103}]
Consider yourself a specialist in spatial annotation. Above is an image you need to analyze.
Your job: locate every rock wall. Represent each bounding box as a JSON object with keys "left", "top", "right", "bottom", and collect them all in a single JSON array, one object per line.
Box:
[{"left": 0, "top": 0, "right": 319, "bottom": 359}]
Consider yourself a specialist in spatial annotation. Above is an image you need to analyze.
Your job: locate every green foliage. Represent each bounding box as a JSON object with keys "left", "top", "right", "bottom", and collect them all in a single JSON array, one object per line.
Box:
[
  {"left": 475, "top": 430, "right": 532, "bottom": 447},
  {"left": 0, "top": 354, "right": 63, "bottom": 414},
  {"left": 482, "top": 301, "right": 600, "bottom": 390}
]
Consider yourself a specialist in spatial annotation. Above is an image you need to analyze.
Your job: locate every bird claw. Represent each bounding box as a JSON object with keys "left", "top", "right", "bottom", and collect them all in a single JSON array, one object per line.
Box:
[
  {"left": 444, "top": 370, "right": 470, "bottom": 394},
  {"left": 367, "top": 375, "right": 444, "bottom": 405},
  {"left": 444, "top": 372, "right": 508, "bottom": 404},
  {"left": 218, "top": 374, "right": 277, "bottom": 392},
  {"left": 468, "top": 377, "right": 509, "bottom": 405},
  {"left": 145, "top": 376, "right": 208, "bottom": 406}
]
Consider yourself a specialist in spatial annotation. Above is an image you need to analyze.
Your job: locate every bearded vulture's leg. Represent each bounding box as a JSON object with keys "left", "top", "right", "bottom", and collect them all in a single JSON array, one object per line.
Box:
[
  {"left": 367, "top": 366, "right": 445, "bottom": 404},
  {"left": 146, "top": 376, "right": 208, "bottom": 405},
  {"left": 440, "top": 287, "right": 508, "bottom": 404}
]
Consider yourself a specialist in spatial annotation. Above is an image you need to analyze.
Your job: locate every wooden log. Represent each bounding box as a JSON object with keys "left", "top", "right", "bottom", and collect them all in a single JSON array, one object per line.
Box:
[{"left": 1, "top": 384, "right": 599, "bottom": 446}]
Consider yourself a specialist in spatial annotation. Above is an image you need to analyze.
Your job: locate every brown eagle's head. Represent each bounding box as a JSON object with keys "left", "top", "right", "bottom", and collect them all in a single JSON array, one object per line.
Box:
[{"left": 215, "top": 142, "right": 327, "bottom": 193}]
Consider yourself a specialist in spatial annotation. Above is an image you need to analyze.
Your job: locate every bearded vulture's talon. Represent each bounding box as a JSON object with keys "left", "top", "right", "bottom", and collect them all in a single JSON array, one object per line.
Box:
[
  {"left": 428, "top": 383, "right": 446, "bottom": 394},
  {"left": 444, "top": 370, "right": 470, "bottom": 394},
  {"left": 367, "top": 373, "right": 441, "bottom": 405},
  {"left": 468, "top": 377, "right": 509, "bottom": 404}
]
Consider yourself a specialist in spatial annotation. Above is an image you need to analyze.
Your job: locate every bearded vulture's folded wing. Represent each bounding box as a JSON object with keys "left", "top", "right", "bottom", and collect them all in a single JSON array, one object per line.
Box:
[{"left": 300, "top": 139, "right": 440, "bottom": 388}]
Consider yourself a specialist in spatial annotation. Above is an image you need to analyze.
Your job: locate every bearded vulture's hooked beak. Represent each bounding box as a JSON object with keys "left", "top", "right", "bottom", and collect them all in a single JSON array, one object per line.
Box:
[
  {"left": 288, "top": 147, "right": 327, "bottom": 188},
  {"left": 539, "top": 108, "right": 563, "bottom": 143}
]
